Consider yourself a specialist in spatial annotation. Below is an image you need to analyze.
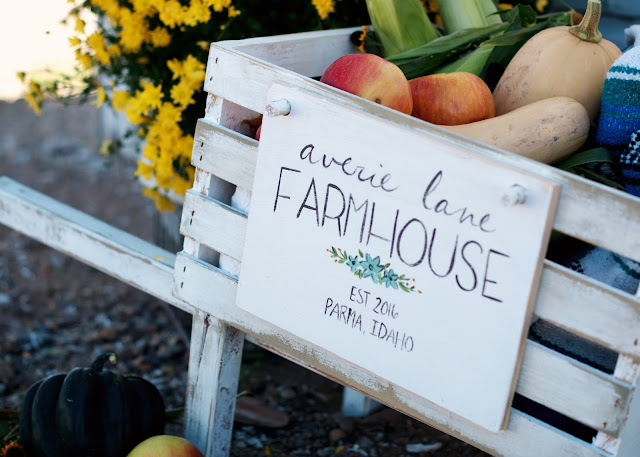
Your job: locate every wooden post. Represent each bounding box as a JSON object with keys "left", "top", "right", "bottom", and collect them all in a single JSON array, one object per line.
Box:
[{"left": 185, "top": 310, "right": 244, "bottom": 456}]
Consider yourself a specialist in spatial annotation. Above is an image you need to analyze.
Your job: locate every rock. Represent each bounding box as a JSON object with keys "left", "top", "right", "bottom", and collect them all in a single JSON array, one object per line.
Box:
[
  {"left": 405, "top": 442, "right": 443, "bottom": 453},
  {"left": 328, "top": 428, "right": 347, "bottom": 443},
  {"left": 234, "top": 396, "right": 289, "bottom": 428}
]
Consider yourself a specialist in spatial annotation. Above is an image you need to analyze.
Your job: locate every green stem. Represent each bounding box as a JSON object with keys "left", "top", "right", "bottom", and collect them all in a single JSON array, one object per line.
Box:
[{"left": 568, "top": 0, "right": 602, "bottom": 42}]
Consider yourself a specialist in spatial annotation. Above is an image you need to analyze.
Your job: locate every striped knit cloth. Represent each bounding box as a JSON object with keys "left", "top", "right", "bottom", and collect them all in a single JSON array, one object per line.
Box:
[
  {"left": 596, "top": 25, "right": 640, "bottom": 197},
  {"left": 596, "top": 25, "right": 640, "bottom": 148}
]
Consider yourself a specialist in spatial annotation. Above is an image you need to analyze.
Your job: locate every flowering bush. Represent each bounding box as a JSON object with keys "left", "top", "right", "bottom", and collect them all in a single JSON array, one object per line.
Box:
[{"left": 21, "top": 0, "right": 369, "bottom": 211}]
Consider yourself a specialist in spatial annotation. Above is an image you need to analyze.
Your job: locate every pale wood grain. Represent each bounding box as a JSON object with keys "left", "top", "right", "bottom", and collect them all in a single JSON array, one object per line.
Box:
[
  {"left": 178, "top": 188, "right": 640, "bottom": 360},
  {"left": 185, "top": 311, "right": 244, "bottom": 456},
  {"left": 173, "top": 252, "right": 613, "bottom": 456},
  {"left": 0, "top": 177, "right": 191, "bottom": 314},
  {"left": 202, "top": 45, "right": 640, "bottom": 263},
  {"left": 173, "top": 251, "right": 631, "bottom": 436}
]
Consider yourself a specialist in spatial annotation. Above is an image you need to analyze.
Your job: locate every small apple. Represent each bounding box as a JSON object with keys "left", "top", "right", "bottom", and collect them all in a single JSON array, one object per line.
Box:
[
  {"left": 409, "top": 72, "right": 495, "bottom": 125},
  {"left": 126, "top": 435, "right": 204, "bottom": 457},
  {"left": 255, "top": 124, "right": 262, "bottom": 141},
  {"left": 320, "top": 53, "right": 413, "bottom": 115}
]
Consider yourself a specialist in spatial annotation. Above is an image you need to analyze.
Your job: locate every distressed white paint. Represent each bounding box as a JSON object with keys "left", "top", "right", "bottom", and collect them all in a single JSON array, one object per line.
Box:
[
  {"left": 0, "top": 177, "right": 191, "bottom": 314},
  {"left": 203, "top": 40, "right": 640, "bottom": 263},
  {"left": 1, "top": 26, "right": 639, "bottom": 457},
  {"left": 185, "top": 310, "right": 244, "bottom": 456},
  {"left": 235, "top": 83, "right": 559, "bottom": 432}
]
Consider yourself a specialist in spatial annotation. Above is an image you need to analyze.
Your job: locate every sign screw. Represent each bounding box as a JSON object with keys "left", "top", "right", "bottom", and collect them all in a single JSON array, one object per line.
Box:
[
  {"left": 266, "top": 99, "right": 291, "bottom": 117},
  {"left": 502, "top": 184, "right": 527, "bottom": 206}
]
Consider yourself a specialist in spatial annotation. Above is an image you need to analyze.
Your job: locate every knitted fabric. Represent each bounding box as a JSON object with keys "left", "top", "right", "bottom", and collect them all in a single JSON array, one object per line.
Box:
[
  {"left": 595, "top": 25, "right": 640, "bottom": 152},
  {"left": 620, "top": 129, "right": 640, "bottom": 197}
]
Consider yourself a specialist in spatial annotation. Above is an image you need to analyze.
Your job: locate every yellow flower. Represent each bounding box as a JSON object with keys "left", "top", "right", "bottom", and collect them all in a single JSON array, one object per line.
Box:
[
  {"left": 312, "top": 0, "right": 335, "bottom": 20},
  {"left": 181, "top": 55, "right": 206, "bottom": 89},
  {"left": 172, "top": 175, "right": 192, "bottom": 195},
  {"left": 94, "top": 86, "right": 107, "bottom": 108},
  {"left": 185, "top": 0, "right": 211, "bottom": 26},
  {"left": 68, "top": 36, "right": 82, "bottom": 47},
  {"left": 227, "top": 5, "right": 241, "bottom": 18},
  {"left": 135, "top": 160, "right": 155, "bottom": 179},
  {"left": 24, "top": 92, "right": 42, "bottom": 116},
  {"left": 100, "top": 139, "right": 114, "bottom": 155},
  {"left": 74, "top": 49, "right": 92, "bottom": 70},
  {"left": 149, "top": 26, "right": 171, "bottom": 47},
  {"left": 196, "top": 40, "right": 210, "bottom": 51},
  {"left": 111, "top": 90, "right": 130, "bottom": 110},
  {"left": 170, "top": 81, "right": 195, "bottom": 108},
  {"left": 138, "top": 81, "right": 164, "bottom": 110},
  {"left": 536, "top": 0, "right": 548, "bottom": 12},
  {"left": 157, "top": 0, "right": 185, "bottom": 28},
  {"left": 74, "top": 16, "right": 86, "bottom": 34},
  {"left": 92, "top": 0, "right": 122, "bottom": 20},
  {"left": 132, "top": 0, "right": 155, "bottom": 15},
  {"left": 358, "top": 25, "right": 368, "bottom": 53},
  {"left": 143, "top": 187, "right": 175, "bottom": 212},
  {"left": 87, "top": 32, "right": 111, "bottom": 65},
  {"left": 204, "top": 0, "right": 232, "bottom": 13},
  {"left": 119, "top": 9, "right": 149, "bottom": 52}
]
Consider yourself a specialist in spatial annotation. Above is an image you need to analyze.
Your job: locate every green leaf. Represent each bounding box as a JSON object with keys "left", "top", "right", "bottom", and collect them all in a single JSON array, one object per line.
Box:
[
  {"left": 387, "top": 23, "right": 509, "bottom": 79},
  {"left": 552, "top": 147, "right": 613, "bottom": 170}
]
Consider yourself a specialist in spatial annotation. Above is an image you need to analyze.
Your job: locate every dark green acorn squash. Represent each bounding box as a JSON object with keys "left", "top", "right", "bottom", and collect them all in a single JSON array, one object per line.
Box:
[{"left": 18, "top": 353, "right": 165, "bottom": 457}]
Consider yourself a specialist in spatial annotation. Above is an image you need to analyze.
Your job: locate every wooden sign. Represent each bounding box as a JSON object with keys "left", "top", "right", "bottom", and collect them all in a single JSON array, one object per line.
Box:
[{"left": 236, "top": 83, "right": 560, "bottom": 431}]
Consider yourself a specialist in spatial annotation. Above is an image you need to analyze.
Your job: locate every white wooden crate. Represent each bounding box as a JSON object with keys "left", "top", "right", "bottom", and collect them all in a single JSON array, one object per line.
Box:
[{"left": 172, "top": 27, "right": 640, "bottom": 457}]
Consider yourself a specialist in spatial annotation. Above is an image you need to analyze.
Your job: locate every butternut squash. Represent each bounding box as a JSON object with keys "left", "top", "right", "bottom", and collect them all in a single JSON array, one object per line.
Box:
[
  {"left": 443, "top": 96, "right": 590, "bottom": 164},
  {"left": 492, "top": 0, "right": 622, "bottom": 121}
]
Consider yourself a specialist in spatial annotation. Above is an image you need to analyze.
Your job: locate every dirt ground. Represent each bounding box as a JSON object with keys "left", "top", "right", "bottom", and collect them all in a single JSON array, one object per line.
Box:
[{"left": 0, "top": 99, "right": 490, "bottom": 457}]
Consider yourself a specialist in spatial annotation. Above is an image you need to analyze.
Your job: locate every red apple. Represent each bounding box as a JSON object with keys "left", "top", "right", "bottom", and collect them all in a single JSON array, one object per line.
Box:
[
  {"left": 320, "top": 53, "right": 413, "bottom": 115},
  {"left": 409, "top": 72, "right": 495, "bottom": 125},
  {"left": 126, "top": 435, "right": 204, "bottom": 457},
  {"left": 255, "top": 124, "right": 261, "bottom": 141}
]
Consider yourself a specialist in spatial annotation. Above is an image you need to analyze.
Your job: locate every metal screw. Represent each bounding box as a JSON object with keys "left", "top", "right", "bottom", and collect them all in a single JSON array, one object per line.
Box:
[
  {"left": 502, "top": 184, "right": 527, "bottom": 206},
  {"left": 265, "top": 99, "right": 291, "bottom": 117}
]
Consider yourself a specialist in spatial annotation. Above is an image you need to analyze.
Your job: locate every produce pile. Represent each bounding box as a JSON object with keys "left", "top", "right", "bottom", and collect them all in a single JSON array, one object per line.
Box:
[{"left": 259, "top": 0, "right": 640, "bottom": 197}]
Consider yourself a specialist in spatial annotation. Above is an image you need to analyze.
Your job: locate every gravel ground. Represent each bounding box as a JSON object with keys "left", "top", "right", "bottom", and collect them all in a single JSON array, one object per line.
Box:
[{"left": 0, "top": 99, "right": 490, "bottom": 457}]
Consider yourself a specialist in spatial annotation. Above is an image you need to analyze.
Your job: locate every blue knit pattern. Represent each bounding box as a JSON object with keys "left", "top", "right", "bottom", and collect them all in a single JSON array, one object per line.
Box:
[
  {"left": 595, "top": 46, "right": 640, "bottom": 147},
  {"left": 621, "top": 129, "right": 640, "bottom": 197}
]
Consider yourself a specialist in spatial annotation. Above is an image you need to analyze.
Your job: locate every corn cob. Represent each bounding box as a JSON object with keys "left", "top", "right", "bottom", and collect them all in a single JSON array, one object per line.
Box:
[{"left": 364, "top": 0, "right": 439, "bottom": 56}]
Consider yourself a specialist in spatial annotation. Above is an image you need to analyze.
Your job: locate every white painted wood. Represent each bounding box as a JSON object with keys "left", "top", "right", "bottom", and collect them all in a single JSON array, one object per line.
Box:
[
  {"left": 236, "top": 83, "right": 560, "bottom": 432},
  {"left": 176, "top": 188, "right": 640, "bottom": 360},
  {"left": 185, "top": 310, "right": 244, "bottom": 457},
  {"left": 202, "top": 43, "right": 640, "bottom": 264},
  {"left": 174, "top": 252, "right": 632, "bottom": 435},
  {"left": 174, "top": 252, "right": 613, "bottom": 456},
  {"left": 341, "top": 387, "right": 383, "bottom": 417},
  {"left": 535, "top": 261, "right": 640, "bottom": 358},
  {"left": 180, "top": 190, "right": 247, "bottom": 262},
  {"left": 517, "top": 341, "right": 630, "bottom": 435},
  {"left": 192, "top": 118, "right": 257, "bottom": 192},
  {"left": 214, "top": 26, "right": 360, "bottom": 78},
  {"left": 0, "top": 177, "right": 192, "bottom": 314}
]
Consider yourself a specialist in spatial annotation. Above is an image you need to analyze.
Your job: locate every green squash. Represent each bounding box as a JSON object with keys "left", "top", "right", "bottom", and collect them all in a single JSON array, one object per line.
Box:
[{"left": 18, "top": 353, "right": 165, "bottom": 457}]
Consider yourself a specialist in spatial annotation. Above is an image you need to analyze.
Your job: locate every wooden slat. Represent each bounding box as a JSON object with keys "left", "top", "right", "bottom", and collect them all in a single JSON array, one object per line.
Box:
[
  {"left": 536, "top": 261, "right": 640, "bottom": 358},
  {"left": 180, "top": 190, "right": 247, "bottom": 262},
  {"left": 173, "top": 252, "right": 631, "bottom": 436},
  {"left": 0, "top": 177, "right": 192, "bottom": 314},
  {"left": 202, "top": 45, "right": 640, "bottom": 263},
  {"left": 192, "top": 118, "right": 257, "bottom": 191},
  {"left": 185, "top": 310, "right": 244, "bottom": 457},
  {"left": 173, "top": 252, "right": 610, "bottom": 456},
  {"left": 215, "top": 26, "right": 361, "bottom": 78},
  {"left": 178, "top": 188, "right": 640, "bottom": 360},
  {"left": 517, "top": 341, "right": 631, "bottom": 435}
]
